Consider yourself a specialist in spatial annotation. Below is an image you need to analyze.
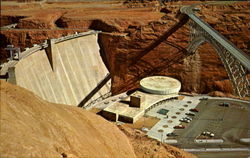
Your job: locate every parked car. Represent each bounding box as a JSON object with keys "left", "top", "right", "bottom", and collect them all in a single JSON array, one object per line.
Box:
[
  {"left": 183, "top": 119, "right": 190, "bottom": 123},
  {"left": 201, "top": 131, "right": 215, "bottom": 137},
  {"left": 179, "top": 118, "right": 184, "bottom": 122},
  {"left": 210, "top": 133, "right": 215, "bottom": 137},
  {"left": 174, "top": 125, "right": 185, "bottom": 129},
  {"left": 179, "top": 118, "right": 190, "bottom": 123},
  {"left": 141, "top": 127, "right": 149, "bottom": 132},
  {"left": 190, "top": 108, "right": 199, "bottom": 112},
  {"left": 185, "top": 112, "right": 195, "bottom": 116},
  {"left": 199, "top": 97, "right": 208, "bottom": 101},
  {"left": 166, "top": 132, "right": 178, "bottom": 137},
  {"left": 219, "top": 102, "right": 230, "bottom": 107},
  {"left": 184, "top": 117, "right": 192, "bottom": 121}
]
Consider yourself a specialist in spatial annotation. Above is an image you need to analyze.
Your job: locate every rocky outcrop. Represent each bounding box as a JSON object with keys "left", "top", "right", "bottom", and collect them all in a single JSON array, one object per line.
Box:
[{"left": 0, "top": 80, "right": 136, "bottom": 158}]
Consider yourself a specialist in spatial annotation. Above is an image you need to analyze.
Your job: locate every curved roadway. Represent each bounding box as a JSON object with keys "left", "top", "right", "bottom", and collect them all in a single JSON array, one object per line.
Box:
[{"left": 180, "top": 3, "right": 250, "bottom": 70}]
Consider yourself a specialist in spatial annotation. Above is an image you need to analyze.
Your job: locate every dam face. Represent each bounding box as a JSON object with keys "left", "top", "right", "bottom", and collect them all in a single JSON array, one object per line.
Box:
[{"left": 12, "top": 33, "right": 110, "bottom": 106}]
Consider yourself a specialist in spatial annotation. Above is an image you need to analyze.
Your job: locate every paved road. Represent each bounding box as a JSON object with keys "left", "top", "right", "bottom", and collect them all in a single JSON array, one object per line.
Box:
[
  {"left": 180, "top": 3, "right": 250, "bottom": 70},
  {"left": 194, "top": 151, "right": 250, "bottom": 158},
  {"left": 196, "top": 94, "right": 250, "bottom": 103},
  {"left": 90, "top": 92, "right": 128, "bottom": 110},
  {"left": 183, "top": 147, "right": 250, "bottom": 152}
]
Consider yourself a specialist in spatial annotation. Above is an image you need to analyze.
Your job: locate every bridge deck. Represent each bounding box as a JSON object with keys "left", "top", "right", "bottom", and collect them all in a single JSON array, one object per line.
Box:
[{"left": 181, "top": 6, "right": 250, "bottom": 70}]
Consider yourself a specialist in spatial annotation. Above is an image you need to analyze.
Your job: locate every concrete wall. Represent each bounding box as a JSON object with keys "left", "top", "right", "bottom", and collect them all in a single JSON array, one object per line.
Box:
[{"left": 14, "top": 34, "right": 110, "bottom": 106}]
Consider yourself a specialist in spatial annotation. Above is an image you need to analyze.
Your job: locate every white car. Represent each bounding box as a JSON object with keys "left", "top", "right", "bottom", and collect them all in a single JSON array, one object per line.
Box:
[
  {"left": 201, "top": 131, "right": 215, "bottom": 137},
  {"left": 141, "top": 127, "right": 149, "bottom": 132},
  {"left": 210, "top": 133, "right": 215, "bottom": 137},
  {"left": 180, "top": 118, "right": 190, "bottom": 123},
  {"left": 184, "top": 117, "right": 192, "bottom": 121}
]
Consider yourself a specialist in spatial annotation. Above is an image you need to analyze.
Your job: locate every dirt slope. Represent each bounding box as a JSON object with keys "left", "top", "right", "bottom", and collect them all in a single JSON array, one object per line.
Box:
[{"left": 0, "top": 80, "right": 136, "bottom": 158}]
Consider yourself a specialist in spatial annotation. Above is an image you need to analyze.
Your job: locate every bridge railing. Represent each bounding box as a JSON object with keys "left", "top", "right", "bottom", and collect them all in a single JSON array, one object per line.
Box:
[
  {"left": 187, "top": 13, "right": 250, "bottom": 70},
  {"left": 181, "top": 5, "right": 250, "bottom": 97}
]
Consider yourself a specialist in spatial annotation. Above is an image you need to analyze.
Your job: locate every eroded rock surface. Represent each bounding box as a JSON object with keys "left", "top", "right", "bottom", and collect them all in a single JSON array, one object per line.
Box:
[{"left": 0, "top": 80, "right": 136, "bottom": 158}]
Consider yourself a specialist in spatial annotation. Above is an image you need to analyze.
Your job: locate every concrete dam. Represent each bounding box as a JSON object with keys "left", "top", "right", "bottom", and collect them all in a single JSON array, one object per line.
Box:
[{"left": 1, "top": 31, "right": 111, "bottom": 106}]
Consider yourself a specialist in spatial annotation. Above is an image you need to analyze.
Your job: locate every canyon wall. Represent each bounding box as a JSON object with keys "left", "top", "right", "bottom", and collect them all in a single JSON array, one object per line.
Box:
[
  {"left": 99, "top": 2, "right": 250, "bottom": 95},
  {"left": 13, "top": 34, "right": 110, "bottom": 106},
  {"left": 1, "top": 1, "right": 249, "bottom": 96}
]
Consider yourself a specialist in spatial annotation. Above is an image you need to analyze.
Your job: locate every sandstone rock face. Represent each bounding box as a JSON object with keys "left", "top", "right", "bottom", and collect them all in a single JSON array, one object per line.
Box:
[
  {"left": 0, "top": 80, "right": 136, "bottom": 158},
  {"left": 1, "top": 1, "right": 249, "bottom": 96}
]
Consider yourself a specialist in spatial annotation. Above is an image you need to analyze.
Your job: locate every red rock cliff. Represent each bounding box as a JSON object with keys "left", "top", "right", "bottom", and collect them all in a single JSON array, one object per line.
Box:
[{"left": 1, "top": 1, "right": 249, "bottom": 96}]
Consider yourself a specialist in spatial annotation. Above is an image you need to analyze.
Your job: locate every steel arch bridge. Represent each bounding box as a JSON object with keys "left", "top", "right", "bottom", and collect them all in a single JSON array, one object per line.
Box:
[{"left": 181, "top": 5, "right": 250, "bottom": 97}]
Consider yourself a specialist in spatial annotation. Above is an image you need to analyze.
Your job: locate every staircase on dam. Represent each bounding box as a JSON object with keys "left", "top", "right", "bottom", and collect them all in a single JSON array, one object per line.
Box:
[{"left": 1, "top": 31, "right": 111, "bottom": 106}]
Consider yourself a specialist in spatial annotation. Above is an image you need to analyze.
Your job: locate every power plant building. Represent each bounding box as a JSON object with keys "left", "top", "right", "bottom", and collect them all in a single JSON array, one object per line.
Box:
[
  {"left": 140, "top": 76, "right": 181, "bottom": 95},
  {"left": 101, "top": 76, "right": 181, "bottom": 123}
]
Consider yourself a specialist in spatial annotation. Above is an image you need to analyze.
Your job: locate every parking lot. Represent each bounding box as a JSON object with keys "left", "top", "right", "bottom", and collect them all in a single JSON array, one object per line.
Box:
[
  {"left": 146, "top": 96, "right": 200, "bottom": 142},
  {"left": 174, "top": 98, "right": 250, "bottom": 149},
  {"left": 144, "top": 95, "right": 250, "bottom": 152}
]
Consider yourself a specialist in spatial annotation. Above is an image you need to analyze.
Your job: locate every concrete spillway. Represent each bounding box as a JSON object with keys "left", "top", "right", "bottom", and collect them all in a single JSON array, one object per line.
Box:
[{"left": 12, "top": 33, "right": 110, "bottom": 106}]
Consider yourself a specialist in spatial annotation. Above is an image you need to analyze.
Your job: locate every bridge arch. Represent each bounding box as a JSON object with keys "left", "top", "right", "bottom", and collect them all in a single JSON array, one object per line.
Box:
[
  {"left": 187, "top": 28, "right": 250, "bottom": 97},
  {"left": 181, "top": 5, "right": 250, "bottom": 97},
  {"left": 188, "top": 36, "right": 223, "bottom": 55}
]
